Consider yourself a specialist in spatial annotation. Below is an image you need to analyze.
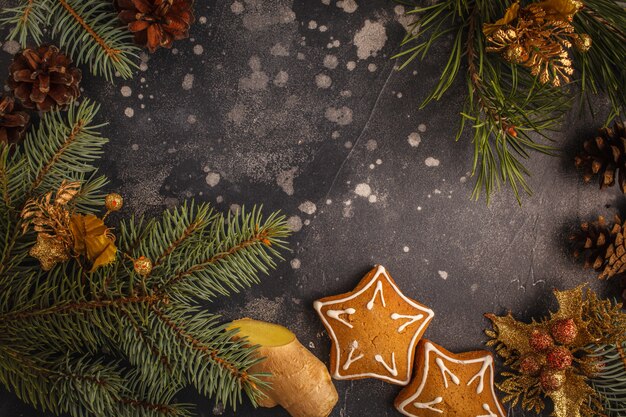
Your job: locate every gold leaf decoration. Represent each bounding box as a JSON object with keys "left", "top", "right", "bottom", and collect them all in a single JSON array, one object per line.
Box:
[
  {"left": 483, "top": 2, "right": 521, "bottom": 35},
  {"left": 70, "top": 214, "right": 117, "bottom": 272}
]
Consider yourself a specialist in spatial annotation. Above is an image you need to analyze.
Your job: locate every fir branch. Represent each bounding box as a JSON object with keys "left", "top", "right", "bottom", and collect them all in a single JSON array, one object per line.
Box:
[
  {"left": 47, "top": 0, "right": 139, "bottom": 80},
  {"left": 0, "top": 0, "right": 47, "bottom": 47},
  {"left": 588, "top": 342, "right": 626, "bottom": 417}
]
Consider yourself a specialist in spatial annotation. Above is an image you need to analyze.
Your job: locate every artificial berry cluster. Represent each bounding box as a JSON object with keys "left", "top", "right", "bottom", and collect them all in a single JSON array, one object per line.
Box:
[{"left": 518, "top": 318, "right": 578, "bottom": 392}]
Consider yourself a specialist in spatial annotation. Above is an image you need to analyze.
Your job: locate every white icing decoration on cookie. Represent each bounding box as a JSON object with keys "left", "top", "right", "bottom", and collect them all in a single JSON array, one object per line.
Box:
[
  {"left": 375, "top": 352, "right": 398, "bottom": 376},
  {"left": 326, "top": 308, "right": 356, "bottom": 328},
  {"left": 391, "top": 313, "right": 425, "bottom": 332},
  {"left": 477, "top": 404, "right": 497, "bottom": 417},
  {"left": 395, "top": 341, "right": 506, "bottom": 417},
  {"left": 343, "top": 340, "right": 364, "bottom": 370},
  {"left": 413, "top": 397, "right": 443, "bottom": 414},
  {"left": 435, "top": 357, "right": 460, "bottom": 388},
  {"left": 366, "top": 280, "right": 386, "bottom": 310},
  {"left": 467, "top": 356, "right": 492, "bottom": 394},
  {"left": 313, "top": 265, "right": 435, "bottom": 384}
]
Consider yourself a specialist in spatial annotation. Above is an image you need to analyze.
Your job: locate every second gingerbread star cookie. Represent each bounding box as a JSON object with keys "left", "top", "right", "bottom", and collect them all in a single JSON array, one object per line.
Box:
[{"left": 314, "top": 265, "right": 434, "bottom": 385}]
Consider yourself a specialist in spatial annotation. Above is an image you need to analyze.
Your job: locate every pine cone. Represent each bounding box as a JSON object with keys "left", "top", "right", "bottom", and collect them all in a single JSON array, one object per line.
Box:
[
  {"left": 116, "top": 0, "right": 195, "bottom": 53},
  {"left": 0, "top": 95, "right": 30, "bottom": 145},
  {"left": 575, "top": 121, "right": 626, "bottom": 193},
  {"left": 570, "top": 215, "right": 614, "bottom": 270},
  {"left": 7, "top": 46, "right": 82, "bottom": 112},
  {"left": 600, "top": 216, "right": 626, "bottom": 280}
]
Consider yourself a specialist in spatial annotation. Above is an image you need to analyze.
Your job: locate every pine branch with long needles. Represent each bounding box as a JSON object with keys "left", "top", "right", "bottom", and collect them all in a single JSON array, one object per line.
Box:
[
  {"left": 0, "top": 101, "right": 291, "bottom": 417},
  {"left": 0, "top": 0, "right": 139, "bottom": 81},
  {"left": 396, "top": 0, "right": 625, "bottom": 203}
]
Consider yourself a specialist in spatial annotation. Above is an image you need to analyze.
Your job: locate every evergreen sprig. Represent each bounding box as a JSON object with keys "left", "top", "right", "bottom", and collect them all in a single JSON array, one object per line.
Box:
[
  {"left": 0, "top": 101, "right": 291, "bottom": 417},
  {"left": 0, "top": 0, "right": 139, "bottom": 81},
  {"left": 588, "top": 342, "right": 626, "bottom": 417},
  {"left": 396, "top": 0, "right": 626, "bottom": 203}
]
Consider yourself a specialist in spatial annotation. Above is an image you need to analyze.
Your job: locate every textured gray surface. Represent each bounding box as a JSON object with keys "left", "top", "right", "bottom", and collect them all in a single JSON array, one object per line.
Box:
[{"left": 0, "top": 1, "right": 623, "bottom": 416}]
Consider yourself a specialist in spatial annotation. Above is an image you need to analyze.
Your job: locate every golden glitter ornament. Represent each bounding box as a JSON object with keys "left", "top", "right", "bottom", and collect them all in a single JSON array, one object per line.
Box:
[
  {"left": 574, "top": 33, "right": 592, "bottom": 52},
  {"left": 104, "top": 193, "right": 123, "bottom": 212},
  {"left": 133, "top": 256, "right": 153, "bottom": 276},
  {"left": 485, "top": 285, "right": 626, "bottom": 417},
  {"left": 29, "top": 234, "right": 71, "bottom": 271}
]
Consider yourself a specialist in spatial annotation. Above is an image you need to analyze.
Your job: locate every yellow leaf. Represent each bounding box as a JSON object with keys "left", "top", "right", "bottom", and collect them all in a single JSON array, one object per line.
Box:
[
  {"left": 485, "top": 312, "right": 538, "bottom": 356},
  {"left": 70, "top": 214, "right": 117, "bottom": 272},
  {"left": 547, "top": 370, "right": 595, "bottom": 417},
  {"left": 550, "top": 285, "right": 597, "bottom": 346},
  {"left": 483, "top": 2, "right": 520, "bottom": 35},
  {"left": 536, "top": 0, "right": 583, "bottom": 20}
]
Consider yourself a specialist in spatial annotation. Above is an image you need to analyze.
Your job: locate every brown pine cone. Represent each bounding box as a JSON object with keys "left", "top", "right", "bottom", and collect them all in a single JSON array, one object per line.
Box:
[
  {"left": 575, "top": 121, "right": 626, "bottom": 193},
  {"left": 116, "top": 0, "right": 195, "bottom": 53},
  {"left": 7, "top": 46, "right": 82, "bottom": 112},
  {"left": 600, "top": 217, "right": 626, "bottom": 280},
  {"left": 0, "top": 95, "right": 30, "bottom": 145},
  {"left": 570, "top": 215, "right": 615, "bottom": 271}
]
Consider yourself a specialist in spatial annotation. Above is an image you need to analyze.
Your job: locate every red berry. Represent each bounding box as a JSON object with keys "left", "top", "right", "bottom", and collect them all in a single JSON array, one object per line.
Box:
[
  {"left": 551, "top": 318, "right": 578, "bottom": 345},
  {"left": 546, "top": 346, "right": 573, "bottom": 370},
  {"left": 529, "top": 328, "right": 554, "bottom": 352},
  {"left": 519, "top": 355, "right": 542, "bottom": 376},
  {"left": 540, "top": 369, "right": 565, "bottom": 392}
]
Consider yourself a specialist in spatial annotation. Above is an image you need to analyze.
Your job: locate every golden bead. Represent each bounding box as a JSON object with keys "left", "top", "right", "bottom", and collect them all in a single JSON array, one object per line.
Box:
[
  {"left": 105, "top": 193, "right": 124, "bottom": 212},
  {"left": 133, "top": 256, "right": 153, "bottom": 276},
  {"left": 505, "top": 44, "right": 528, "bottom": 64}
]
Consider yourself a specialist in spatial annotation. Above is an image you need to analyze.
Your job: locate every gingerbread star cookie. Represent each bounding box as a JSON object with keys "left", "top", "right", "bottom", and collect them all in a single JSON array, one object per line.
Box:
[
  {"left": 395, "top": 339, "right": 506, "bottom": 417},
  {"left": 314, "top": 265, "right": 434, "bottom": 385}
]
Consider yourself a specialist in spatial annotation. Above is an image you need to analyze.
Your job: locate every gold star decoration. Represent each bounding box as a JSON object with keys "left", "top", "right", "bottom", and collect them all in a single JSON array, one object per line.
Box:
[
  {"left": 314, "top": 265, "right": 434, "bottom": 385},
  {"left": 28, "top": 234, "right": 70, "bottom": 271},
  {"left": 485, "top": 285, "right": 626, "bottom": 417},
  {"left": 395, "top": 339, "right": 506, "bottom": 417}
]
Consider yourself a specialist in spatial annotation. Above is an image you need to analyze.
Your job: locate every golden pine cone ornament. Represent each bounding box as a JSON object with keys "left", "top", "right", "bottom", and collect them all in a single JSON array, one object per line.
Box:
[
  {"left": 575, "top": 121, "right": 626, "bottom": 193},
  {"left": 0, "top": 95, "right": 30, "bottom": 145},
  {"left": 7, "top": 46, "right": 82, "bottom": 112},
  {"left": 116, "top": 0, "right": 195, "bottom": 53},
  {"left": 570, "top": 215, "right": 615, "bottom": 271}
]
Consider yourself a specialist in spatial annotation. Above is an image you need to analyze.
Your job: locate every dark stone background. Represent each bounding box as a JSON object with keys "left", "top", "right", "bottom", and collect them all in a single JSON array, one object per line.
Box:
[{"left": 0, "top": 0, "right": 623, "bottom": 416}]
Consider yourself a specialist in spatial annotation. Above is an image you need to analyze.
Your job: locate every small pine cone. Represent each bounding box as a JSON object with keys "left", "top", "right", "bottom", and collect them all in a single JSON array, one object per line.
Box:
[
  {"left": 529, "top": 328, "right": 554, "bottom": 352},
  {"left": 7, "top": 46, "right": 81, "bottom": 112},
  {"left": 575, "top": 120, "right": 626, "bottom": 193},
  {"left": 116, "top": 0, "right": 195, "bottom": 53},
  {"left": 546, "top": 346, "right": 573, "bottom": 370},
  {"left": 599, "top": 217, "right": 626, "bottom": 280},
  {"left": 519, "top": 354, "right": 542, "bottom": 376},
  {"left": 539, "top": 369, "right": 565, "bottom": 393},
  {"left": 570, "top": 215, "right": 615, "bottom": 271},
  {"left": 0, "top": 95, "right": 30, "bottom": 145},
  {"left": 550, "top": 318, "right": 578, "bottom": 345}
]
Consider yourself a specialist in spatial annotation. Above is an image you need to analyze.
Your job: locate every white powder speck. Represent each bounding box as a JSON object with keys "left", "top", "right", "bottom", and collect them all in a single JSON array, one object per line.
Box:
[
  {"left": 417, "top": 206, "right": 422, "bottom": 211},
  {"left": 216, "top": 195, "right": 224, "bottom": 203},
  {"left": 396, "top": 92, "right": 403, "bottom": 98},
  {"left": 325, "top": 106, "right": 353, "bottom": 125},
  {"left": 323, "top": 55, "right": 338, "bottom": 69},
  {"left": 344, "top": 141, "right": 353, "bottom": 149},
  {"left": 343, "top": 205, "right": 354, "bottom": 218},
  {"left": 425, "top": 157, "right": 440, "bottom": 167},
  {"left": 471, "top": 283, "right": 478, "bottom": 292},
  {"left": 274, "top": 70, "right": 289, "bottom": 87},
  {"left": 418, "top": 123, "right": 427, "bottom": 132},
  {"left": 270, "top": 43, "right": 289, "bottom": 56},
  {"left": 199, "top": 16, "right": 207, "bottom": 24},
  {"left": 355, "top": 183, "right": 372, "bottom": 198},
  {"left": 337, "top": 0, "right": 358, "bottom": 13},
  {"left": 434, "top": 189, "right": 442, "bottom": 194},
  {"left": 230, "top": 204, "right": 241, "bottom": 215},
  {"left": 438, "top": 271, "right": 448, "bottom": 280},
  {"left": 321, "top": 0, "right": 331, "bottom": 4},
  {"left": 139, "top": 62, "right": 148, "bottom": 71},
  {"left": 187, "top": 114, "right": 197, "bottom": 124},
  {"left": 368, "top": 195, "right": 377, "bottom": 203},
  {"left": 291, "top": 258, "right": 301, "bottom": 269},
  {"left": 2, "top": 40, "right": 20, "bottom": 55},
  {"left": 297, "top": 52, "right": 305, "bottom": 60},
  {"left": 205, "top": 172, "right": 221, "bottom": 187},
  {"left": 368, "top": 63, "right": 377, "bottom": 72},
  {"left": 354, "top": 20, "right": 387, "bottom": 60},
  {"left": 182, "top": 73, "right": 194, "bottom": 90},
  {"left": 366, "top": 139, "right": 377, "bottom": 151},
  {"left": 304, "top": 219, "right": 311, "bottom": 226},
  {"left": 346, "top": 61, "right": 356, "bottom": 71},
  {"left": 408, "top": 132, "right": 421, "bottom": 147},
  {"left": 120, "top": 86, "right": 132, "bottom": 97},
  {"left": 369, "top": 164, "right": 375, "bottom": 169},
  {"left": 172, "top": 48, "right": 179, "bottom": 55},
  {"left": 326, "top": 199, "right": 332, "bottom": 205},
  {"left": 298, "top": 201, "right": 317, "bottom": 215},
  {"left": 231, "top": 1, "right": 244, "bottom": 14},
  {"left": 131, "top": 144, "right": 139, "bottom": 151},
  {"left": 460, "top": 176, "right": 467, "bottom": 183},
  {"left": 319, "top": 25, "right": 328, "bottom": 32},
  {"left": 394, "top": 5, "right": 405, "bottom": 15},
  {"left": 276, "top": 167, "right": 297, "bottom": 195},
  {"left": 286, "top": 216, "right": 303, "bottom": 232},
  {"left": 376, "top": 159, "right": 382, "bottom": 165},
  {"left": 315, "top": 73, "right": 332, "bottom": 89},
  {"left": 403, "top": 246, "right": 410, "bottom": 253},
  {"left": 124, "top": 107, "right": 134, "bottom": 118},
  {"left": 193, "top": 44, "right": 204, "bottom": 55},
  {"left": 331, "top": 131, "right": 340, "bottom": 139},
  {"left": 308, "top": 20, "right": 318, "bottom": 29}
]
